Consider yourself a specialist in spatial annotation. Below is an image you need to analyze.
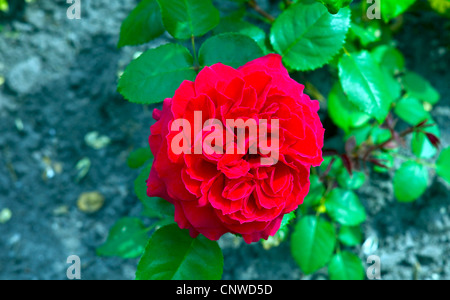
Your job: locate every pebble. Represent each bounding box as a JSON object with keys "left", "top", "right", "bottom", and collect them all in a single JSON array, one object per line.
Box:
[
  {"left": 77, "top": 191, "right": 105, "bottom": 213},
  {"left": 7, "top": 56, "right": 42, "bottom": 94},
  {"left": 0, "top": 208, "right": 12, "bottom": 224}
]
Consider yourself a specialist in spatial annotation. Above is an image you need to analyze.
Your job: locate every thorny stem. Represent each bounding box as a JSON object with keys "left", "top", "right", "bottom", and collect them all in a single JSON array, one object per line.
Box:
[
  {"left": 390, "top": 152, "right": 437, "bottom": 169},
  {"left": 283, "top": 0, "right": 293, "bottom": 7},
  {"left": 342, "top": 46, "right": 351, "bottom": 57},
  {"left": 191, "top": 35, "right": 199, "bottom": 72},
  {"left": 248, "top": 0, "right": 275, "bottom": 23},
  {"left": 306, "top": 81, "right": 326, "bottom": 102},
  {"left": 361, "top": 124, "right": 433, "bottom": 160},
  {"left": 319, "top": 120, "right": 436, "bottom": 178}
]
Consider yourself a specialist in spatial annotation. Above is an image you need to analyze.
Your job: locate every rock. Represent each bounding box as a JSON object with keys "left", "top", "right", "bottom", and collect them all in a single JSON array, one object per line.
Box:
[
  {"left": 25, "top": 8, "right": 46, "bottom": 29},
  {"left": 0, "top": 93, "right": 17, "bottom": 113},
  {"left": 7, "top": 57, "right": 42, "bottom": 95},
  {"left": 418, "top": 245, "right": 443, "bottom": 261},
  {"left": 77, "top": 191, "right": 105, "bottom": 213},
  {"left": 380, "top": 251, "right": 406, "bottom": 269},
  {"left": 0, "top": 208, "right": 12, "bottom": 224}
]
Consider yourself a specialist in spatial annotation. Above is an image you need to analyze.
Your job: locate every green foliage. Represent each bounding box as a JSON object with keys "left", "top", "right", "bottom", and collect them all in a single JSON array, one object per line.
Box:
[
  {"left": 136, "top": 224, "right": 223, "bottom": 280},
  {"left": 0, "top": 0, "right": 8, "bottom": 12},
  {"left": 135, "top": 163, "right": 175, "bottom": 219},
  {"left": 213, "top": 16, "right": 267, "bottom": 51},
  {"left": 303, "top": 174, "right": 325, "bottom": 207},
  {"left": 436, "top": 148, "right": 450, "bottom": 184},
  {"left": 381, "top": 0, "right": 417, "bottom": 22},
  {"left": 394, "top": 160, "right": 429, "bottom": 202},
  {"left": 127, "top": 147, "right": 153, "bottom": 169},
  {"left": 337, "top": 169, "right": 366, "bottom": 190},
  {"left": 411, "top": 121, "right": 440, "bottom": 159},
  {"left": 325, "top": 188, "right": 367, "bottom": 226},
  {"left": 198, "top": 33, "right": 264, "bottom": 68},
  {"left": 97, "top": 218, "right": 149, "bottom": 259},
  {"left": 291, "top": 216, "right": 336, "bottom": 275},
  {"left": 157, "top": 0, "right": 220, "bottom": 39},
  {"left": 401, "top": 71, "right": 440, "bottom": 105},
  {"left": 118, "top": 0, "right": 164, "bottom": 48},
  {"left": 328, "top": 82, "right": 371, "bottom": 133},
  {"left": 394, "top": 97, "right": 431, "bottom": 126},
  {"left": 328, "top": 251, "right": 365, "bottom": 280},
  {"left": 111, "top": 0, "right": 446, "bottom": 281},
  {"left": 270, "top": 0, "right": 351, "bottom": 71},
  {"left": 118, "top": 43, "right": 196, "bottom": 104},
  {"left": 371, "top": 45, "right": 405, "bottom": 75},
  {"left": 317, "top": 0, "right": 353, "bottom": 14},
  {"left": 338, "top": 51, "right": 393, "bottom": 123},
  {"left": 338, "top": 226, "right": 363, "bottom": 246}
]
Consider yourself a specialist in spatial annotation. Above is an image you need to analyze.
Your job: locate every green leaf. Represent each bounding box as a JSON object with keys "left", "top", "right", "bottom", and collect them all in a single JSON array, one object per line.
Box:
[
  {"left": 411, "top": 121, "right": 440, "bottom": 159},
  {"left": 213, "top": 17, "right": 267, "bottom": 51},
  {"left": 328, "top": 251, "right": 365, "bottom": 280},
  {"left": 118, "top": 0, "right": 165, "bottom": 48},
  {"left": 338, "top": 51, "right": 393, "bottom": 123},
  {"left": 328, "top": 82, "right": 371, "bottom": 133},
  {"left": 97, "top": 218, "right": 149, "bottom": 259},
  {"left": 303, "top": 174, "right": 325, "bottom": 207},
  {"left": 394, "top": 160, "right": 428, "bottom": 202},
  {"left": 370, "top": 126, "right": 392, "bottom": 145},
  {"left": 383, "top": 68, "right": 402, "bottom": 102},
  {"left": 136, "top": 224, "right": 223, "bottom": 280},
  {"left": 394, "top": 97, "right": 431, "bottom": 126},
  {"left": 350, "top": 21, "right": 382, "bottom": 47},
  {"left": 345, "top": 124, "right": 373, "bottom": 146},
  {"left": 436, "top": 148, "right": 450, "bottom": 184},
  {"left": 291, "top": 216, "right": 336, "bottom": 275},
  {"left": 325, "top": 188, "right": 366, "bottom": 226},
  {"left": 402, "top": 71, "right": 440, "bottom": 105},
  {"left": 280, "top": 211, "right": 296, "bottom": 229},
  {"left": 338, "top": 226, "right": 363, "bottom": 246},
  {"left": 118, "top": 43, "right": 196, "bottom": 104},
  {"left": 381, "top": 0, "right": 416, "bottom": 22},
  {"left": 127, "top": 147, "right": 153, "bottom": 169},
  {"left": 198, "top": 33, "right": 264, "bottom": 69},
  {"left": 317, "top": 0, "right": 353, "bottom": 14},
  {"left": 371, "top": 46, "right": 403, "bottom": 101},
  {"left": 135, "top": 163, "right": 175, "bottom": 218},
  {"left": 337, "top": 169, "right": 366, "bottom": 190},
  {"left": 371, "top": 45, "right": 405, "bottom": 75},
  {"left": 157, "top": 0, "right": 220, "bottom": 40},
  {"left": 270, "top": 1, "right": 351, "bottom": 71}
]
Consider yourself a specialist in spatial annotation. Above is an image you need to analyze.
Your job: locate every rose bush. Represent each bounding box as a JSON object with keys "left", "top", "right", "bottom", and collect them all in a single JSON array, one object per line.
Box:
[
  {"left": 99, "top": 0, "right": 449, "bottom": 280},
  {"left": 146, "top": 54, "right": 324, "bottom": 243}
]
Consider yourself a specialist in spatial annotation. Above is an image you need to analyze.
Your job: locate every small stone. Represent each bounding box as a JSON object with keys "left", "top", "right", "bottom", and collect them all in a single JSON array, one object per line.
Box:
[
  {"left": 0, "top": 208, "right": 12, "bottom": 224},
  {"left": 7, "top": 57, "right": 42, "bottom": 95},
  {"left": 53, "top": 205, "right": 69, "bottom": 216},
  {"left": 77, "top": 191, "right": 105, "bottom": 213},
  {"left": 75, "top": 157, "right": 91, "bottom": 182},
  {"left": 84, "top": 131, "right": 111, "bottom": 150}
]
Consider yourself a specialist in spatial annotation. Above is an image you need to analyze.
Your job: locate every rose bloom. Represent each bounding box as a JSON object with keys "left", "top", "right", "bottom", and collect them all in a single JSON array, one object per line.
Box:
[{"left": 147, "top": 54, "right": 324, "bottom": 243}]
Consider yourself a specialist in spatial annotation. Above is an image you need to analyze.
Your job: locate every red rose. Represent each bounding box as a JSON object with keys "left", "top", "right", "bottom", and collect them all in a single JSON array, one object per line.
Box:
[{"left": 147, "top": 54, "right": 324, "bottom": 243}]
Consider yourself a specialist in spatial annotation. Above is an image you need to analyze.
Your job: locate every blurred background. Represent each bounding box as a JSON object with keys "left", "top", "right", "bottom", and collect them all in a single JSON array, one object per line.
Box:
[{"left": 0, "top": 0, "right": 449, "bottom": 280}]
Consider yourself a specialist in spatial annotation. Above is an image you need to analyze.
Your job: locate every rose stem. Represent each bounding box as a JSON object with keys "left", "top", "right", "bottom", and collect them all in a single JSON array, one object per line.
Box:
[
  {"left": 248, "top": 0, "right": 275, "bottom": 23},
  {"left": 191, "top": 35, "right": 199, "bottom": 72}
]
